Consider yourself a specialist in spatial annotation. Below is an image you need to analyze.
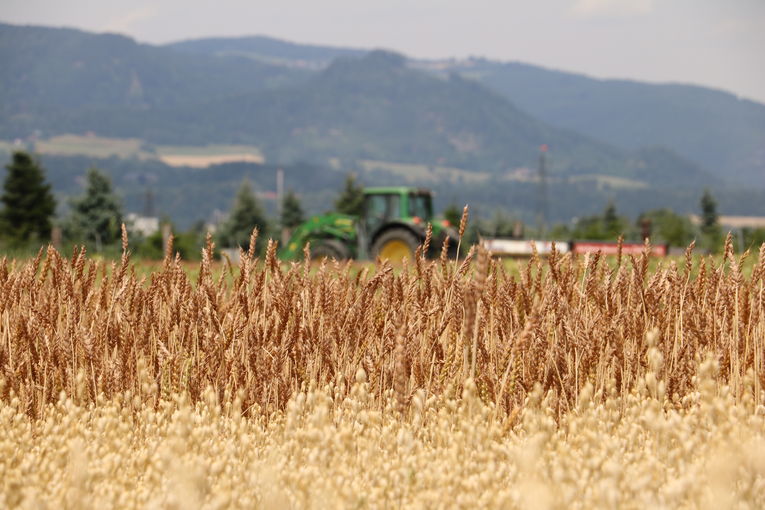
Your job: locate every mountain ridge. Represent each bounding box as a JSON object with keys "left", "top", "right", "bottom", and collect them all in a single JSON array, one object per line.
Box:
[
  {"left": 167, "top": 33, "right": 765, "bottom": 188},
  {"left": 0, "top": 23, "right": 720, "bottom": 191},
  {"left": 1, "top": 21, "right": 760, "bottom": 226},
  {"left": 144, "top": 49, "right": 718, "bottom": 190},
  {"left": 166, "top": 34, "right": 366, "bottom": 68}
]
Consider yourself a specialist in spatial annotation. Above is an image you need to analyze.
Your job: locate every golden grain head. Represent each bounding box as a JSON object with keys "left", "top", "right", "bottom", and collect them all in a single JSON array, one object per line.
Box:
[{"left": 0, "top": 239, "right": 764, "bottom": 507}]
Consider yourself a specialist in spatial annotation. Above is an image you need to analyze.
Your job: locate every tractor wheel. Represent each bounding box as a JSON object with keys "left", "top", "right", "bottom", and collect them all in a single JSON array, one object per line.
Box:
[
  {"left": 371, "top": 228, "right": 419, "bottom": 263},
  {"left": 310, "top": 239, "right": 350, "bottom": 261}
]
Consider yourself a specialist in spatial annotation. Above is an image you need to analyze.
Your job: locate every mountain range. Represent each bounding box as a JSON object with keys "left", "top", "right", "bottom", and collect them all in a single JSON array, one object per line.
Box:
[
  {"left": 1, "top": 22, "right": 763, "bottom": 226},
  {"left": 167, "top": 34, "right": 765, "bottom": 188}
]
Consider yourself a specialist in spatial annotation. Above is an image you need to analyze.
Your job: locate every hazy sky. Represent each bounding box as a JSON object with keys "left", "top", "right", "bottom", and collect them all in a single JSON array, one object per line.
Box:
[{"left": 2, "top": 0, "right": 764, "bottom": 103}]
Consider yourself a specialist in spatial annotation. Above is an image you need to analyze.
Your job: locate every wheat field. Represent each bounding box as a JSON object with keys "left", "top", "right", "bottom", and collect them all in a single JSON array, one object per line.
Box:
[{"left": 1, "top": 224, "right": 764, "bottom": 508}]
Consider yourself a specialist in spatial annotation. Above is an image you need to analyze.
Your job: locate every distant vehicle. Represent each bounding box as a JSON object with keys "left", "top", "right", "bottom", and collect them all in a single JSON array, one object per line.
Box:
[{"left": 280, "top": 187, "right": 458, "bottom": 262}]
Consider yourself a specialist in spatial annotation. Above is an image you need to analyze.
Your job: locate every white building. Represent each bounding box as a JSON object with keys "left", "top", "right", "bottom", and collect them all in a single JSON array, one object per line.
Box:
[{"left": 126, "top": 213, "right": 160, "bottom": 237}]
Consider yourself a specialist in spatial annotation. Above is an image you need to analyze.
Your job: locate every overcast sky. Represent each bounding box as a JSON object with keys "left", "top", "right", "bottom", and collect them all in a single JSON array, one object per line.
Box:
[{"left": 2, "top": 0, "right": 764, "bottom": 103}]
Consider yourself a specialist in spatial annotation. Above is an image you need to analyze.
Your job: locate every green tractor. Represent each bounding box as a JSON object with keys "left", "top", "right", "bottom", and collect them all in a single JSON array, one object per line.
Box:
[{"left": 280, "top": 187, "right": 458, "bottom": 262}]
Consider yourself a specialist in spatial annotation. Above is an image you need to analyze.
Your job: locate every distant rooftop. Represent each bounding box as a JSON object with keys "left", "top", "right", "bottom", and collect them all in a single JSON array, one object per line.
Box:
[{"left": 689, "top": 215, "right": 765, "bottom": 229}]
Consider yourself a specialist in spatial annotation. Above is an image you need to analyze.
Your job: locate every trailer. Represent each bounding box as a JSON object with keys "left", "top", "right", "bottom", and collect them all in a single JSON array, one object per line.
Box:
[
  {"left": 480, "top": 238, "right": 569, "bottom": 257},
  {"left": 481, "top": 238, "right": 668, "bottom": 257}
]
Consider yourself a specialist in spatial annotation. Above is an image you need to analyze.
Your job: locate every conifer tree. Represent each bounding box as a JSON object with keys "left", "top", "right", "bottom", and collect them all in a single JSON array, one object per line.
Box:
[
  {"left": 63, "top": 167, "right": 123, "bottom": 249},
  {"left": 217, "top": 179, "right": 269, "bottom": 251},
  {"left": 699, "top": 189, "right": 722, "bottom": 253},
  {"left": 281, "top": 190, "right": 305, "bottom": 230},
  {"left": 334, "top": 174, "right": 364, "bottom": 216},
  {"left": 603, "top": 201, "right": 623, "bottom": 238},
  {"left": 0, "top": 151, "right": 56, "bottom": 244}
]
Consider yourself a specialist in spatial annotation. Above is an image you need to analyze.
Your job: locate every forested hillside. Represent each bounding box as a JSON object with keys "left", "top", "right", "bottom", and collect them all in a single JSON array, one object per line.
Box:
[
  {"left": 2, "top": 23, "right": 763, "bottom": 226},
  {"left": 0, "top": 24, "right": 720, "bottom": 190},
  {"left": 171, "top": 35, "right": 765, "bottom": 188},
  {"left": 0, "top": 23, "right": 307, "bottom": 136},
  {"left": 449, "top": 59, "right": 765, "bottom": 188}
]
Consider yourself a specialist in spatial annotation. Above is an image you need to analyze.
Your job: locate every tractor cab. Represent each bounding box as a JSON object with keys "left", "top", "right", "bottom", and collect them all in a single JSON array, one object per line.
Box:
[
  {"left": 362, "top": 187, "right": 433, "bottom": 238},
  {"left": 361, "top": 187, "right": 452, "bottom": 262}
]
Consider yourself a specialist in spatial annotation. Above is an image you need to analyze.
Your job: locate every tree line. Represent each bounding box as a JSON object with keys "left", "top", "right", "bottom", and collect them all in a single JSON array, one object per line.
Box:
[
  {"left": 0, "top": 151, "right": 364, "bottom": 258},
  {"left": 3, "top": 150, "right": 761, "bottom": 257},
  {"left": 442, "top": 191, "right": 763, "bottom": 254}
]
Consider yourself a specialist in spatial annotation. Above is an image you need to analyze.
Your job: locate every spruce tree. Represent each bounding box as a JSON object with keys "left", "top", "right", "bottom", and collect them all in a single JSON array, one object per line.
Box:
[
  {"left": 217, "top": 179, "right": 269, "bottom": 251},
  {"left": 334, "top": 174, "right": 365, "bottom": 216},
  {"left": 63, "top": 167, "right": 123, "bottom": 249},
  {"left": 281, "top": 190, "right": 304, "bottom": 230},
  {"left": 0, "top": 151, "right": 56, "bottom": 244},
  {"left": 603, "top": 201, "right": 623, "bottom": 238},
  {"left": 699, "top": 189, "right": 722, "bottom": 253}
]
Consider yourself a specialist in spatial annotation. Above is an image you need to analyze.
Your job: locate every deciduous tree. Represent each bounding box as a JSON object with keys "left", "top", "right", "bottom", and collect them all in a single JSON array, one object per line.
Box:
[
  {"left": 443, "top": 203, "right": 461, "bottom": 228},
  {"left": 637, "top": 208, "right": 696, "bottom": 248}
]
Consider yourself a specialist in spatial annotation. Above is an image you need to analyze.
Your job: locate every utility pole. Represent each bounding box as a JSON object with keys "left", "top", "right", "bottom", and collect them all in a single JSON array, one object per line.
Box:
[
  {"left": 276, "top": 168, "right": 284, "bottom": 216},
  {"left": 276, "top": 168, "right": 287, "bottom": 245},
  {"left": 143, "top": 187, "right": 155, "bottom": 217},
  {"left": 537, "top": 144, "right": 549, "bottom": 237}
]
